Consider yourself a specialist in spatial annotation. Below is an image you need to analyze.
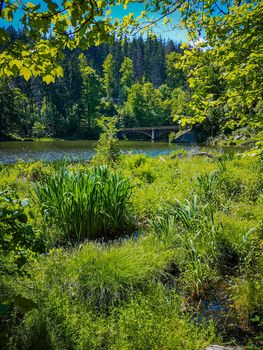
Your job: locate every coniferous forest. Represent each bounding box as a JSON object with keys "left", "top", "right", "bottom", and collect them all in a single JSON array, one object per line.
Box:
[
  {"left": 1, "top": 28, "right": 185, "bottom": 139},
  {"left": 2, "top": 15, "right": 262, "bottom": 142}
]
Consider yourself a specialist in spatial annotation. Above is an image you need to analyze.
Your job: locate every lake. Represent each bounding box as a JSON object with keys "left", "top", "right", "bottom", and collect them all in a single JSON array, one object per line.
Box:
[{"left": 0, "top": 140, "right": 234, "bottom": 164}]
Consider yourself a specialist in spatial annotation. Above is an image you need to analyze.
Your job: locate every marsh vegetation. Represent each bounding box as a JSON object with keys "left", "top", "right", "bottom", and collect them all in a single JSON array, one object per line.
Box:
[{"left": 1, "top": 144, "right": 262, "bottom": 349}]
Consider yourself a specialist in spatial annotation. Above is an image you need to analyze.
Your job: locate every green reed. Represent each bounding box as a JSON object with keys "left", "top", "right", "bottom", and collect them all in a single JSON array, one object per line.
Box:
[{"left": 36, "top": 166, "right": 133, "bottom": 242}]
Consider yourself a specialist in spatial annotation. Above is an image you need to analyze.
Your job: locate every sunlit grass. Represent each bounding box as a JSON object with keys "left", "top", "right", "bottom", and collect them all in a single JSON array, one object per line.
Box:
[
  {"left": 1, "top": 152, "right": 262, "bottom": 348},
  {"left": 35, "top": 165, "right": 133, "bottom": 242}
]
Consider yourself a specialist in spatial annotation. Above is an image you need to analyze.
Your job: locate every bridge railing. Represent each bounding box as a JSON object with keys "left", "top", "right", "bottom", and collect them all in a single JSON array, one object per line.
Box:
[{"left": 119, "top": 125, "right": 179, "bottom": 132}]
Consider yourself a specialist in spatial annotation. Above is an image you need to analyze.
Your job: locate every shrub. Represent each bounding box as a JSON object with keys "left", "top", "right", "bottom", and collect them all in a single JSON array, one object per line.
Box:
[
  {"left": 75, "top": 238, "right": 173, "bottom": 308},
  {"left": 36, "top": 166, "right": 133, "bottom": 242},
  {"left": 0, "top": 190, "right": 45, "bottom": 273},
  {"left": 25, "top": 235, "right": 173, "bottom": 309},
  {"left": 2, "top": 152, "right": 262, "bottom": 348},
  {"left": 92, "top": 117, "right": 120, "bottom": 166},
  {"left": 10, "top": 287, "right": 217, "bottom": 350},
  {"left": 16, "top": 161, "right": 52, "bottom": 182},
  {"left": 0, "top": 191, "right": 45, "bottom": 350},
  {"left": 218, "top": 157, "right": 262, "bottom": 203},
  {"left": 132, "top": 154, "right": 147, "bottom": 168},
  {"left": 122, "top": 154, "right": 156, "bottom": 184}
]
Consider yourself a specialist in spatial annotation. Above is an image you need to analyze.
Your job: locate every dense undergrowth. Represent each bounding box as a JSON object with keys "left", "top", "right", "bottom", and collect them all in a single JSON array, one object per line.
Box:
[{"left": 0, "top": 151, "right": 263, "bottom": 349}]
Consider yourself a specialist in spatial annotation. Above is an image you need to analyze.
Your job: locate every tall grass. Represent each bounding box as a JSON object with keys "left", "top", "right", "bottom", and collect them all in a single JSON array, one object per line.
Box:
[
  {"left": 154, "top": 195, "right": 218, "bottom": 236},
  {"left": 8, "top": 238, "right": 216, "bottom": 350},
  {"left": 194, "top": 171, "right": 221, "bottom": 207},
  {"left": 36, "top": 166, "right": 133, "bottom": 242},
  {"left": 2, "top": 154, "right": 262, "bottom": 348},
  {"left": 110, "top": 286, "right": 217, "bottom": 350},
  {"left": 152, "top": 196, "right": 221, "bottom": 295}
]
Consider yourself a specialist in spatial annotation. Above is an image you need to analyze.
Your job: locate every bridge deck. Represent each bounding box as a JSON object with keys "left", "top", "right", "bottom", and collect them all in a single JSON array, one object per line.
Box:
[{"left": 119, "top": 125, "right": 179, "bottom": 132}]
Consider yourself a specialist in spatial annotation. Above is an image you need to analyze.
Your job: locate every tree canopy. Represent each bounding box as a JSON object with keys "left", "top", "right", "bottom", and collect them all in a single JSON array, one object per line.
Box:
[
  {"left": 0, "top": 0, "right": 142, "bottom": 81},
  {"left": 178, "top": 1, "right": 263, "bottom": 130},
  {"left": 1, "top": 0, "right": 262, "bottom": 133},
  {"left": 1, "top": 0, "right": 258, "bottom": 80}
]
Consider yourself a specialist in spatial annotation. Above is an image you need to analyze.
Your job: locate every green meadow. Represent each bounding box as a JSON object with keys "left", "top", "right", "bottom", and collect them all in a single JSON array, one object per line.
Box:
[{"left": 1, "top": 149, "right": 262, "bottom": 349}]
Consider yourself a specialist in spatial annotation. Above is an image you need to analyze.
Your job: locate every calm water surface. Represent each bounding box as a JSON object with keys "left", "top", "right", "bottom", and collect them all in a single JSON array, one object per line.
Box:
[{"left": 0, "top": 140, "right": 233, "bottom": 164}]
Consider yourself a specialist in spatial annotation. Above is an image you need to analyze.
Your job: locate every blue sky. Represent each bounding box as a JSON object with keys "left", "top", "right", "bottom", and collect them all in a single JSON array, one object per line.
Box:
[
  {"left": 111, "top": 3, "right": 187, "bottom": 41},
  {"left": 0, "top": 1, "right": 188, "bottom": 42}
]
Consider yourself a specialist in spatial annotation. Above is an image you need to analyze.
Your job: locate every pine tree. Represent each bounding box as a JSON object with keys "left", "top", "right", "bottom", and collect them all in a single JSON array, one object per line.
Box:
[
  {"left": 120, "top": 57, "right": 133, "bottom": 102},
  {"left": 165, "top": 40, "right": 176, "bottom": 55},
  {"left": 110, "top": 40, "right": 124, "bottom": 100},
  {"left": 133, "top": 37, "right": 144, "bottom": 82},
  {"left": 78, "top": 54, "right": 102, "bottom": 136},
  {"left": 103, "top": 53, "right": 115, "bottom": 100}
]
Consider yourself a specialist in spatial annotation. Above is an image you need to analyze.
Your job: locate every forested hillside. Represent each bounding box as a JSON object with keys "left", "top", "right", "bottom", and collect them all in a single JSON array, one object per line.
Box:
[
  {"left": 1, "top": 29, "right": 185, "bottom": 139},
  {"left": 1, "top": 0, "right": 262, "bottom": 143}
]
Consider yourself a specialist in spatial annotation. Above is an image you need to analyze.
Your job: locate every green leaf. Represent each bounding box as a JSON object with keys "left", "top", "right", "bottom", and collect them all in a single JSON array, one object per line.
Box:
[
  {"left": 9, "top": 59, "right": 23, "bottom": 69},
  {"left": 43, "top": 75, "right": 55, "bottom": 84},
  {"left": 26, "top": 2, "right": 37, "bottom": 9},
  {"left": 56, "top": 66, "right": 64, "bottom": 77},
  {"left": 20, "top": 66, "right": 31, "bottom": 81}
]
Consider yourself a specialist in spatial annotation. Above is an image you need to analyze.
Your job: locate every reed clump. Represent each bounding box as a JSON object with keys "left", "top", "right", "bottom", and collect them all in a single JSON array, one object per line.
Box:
[{"left": 36, "top": 166, "right": 133, "bottom": 242}]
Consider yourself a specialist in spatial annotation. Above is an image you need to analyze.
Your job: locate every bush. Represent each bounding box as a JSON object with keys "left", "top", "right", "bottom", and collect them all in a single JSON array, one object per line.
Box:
[
  {"left": 218, "top": 158, "right": 262, "bottom": 203},
  {"left": 7, "top": 236, "right": 172, "bottom": 347},
  {"left": 0, "top": 190, "right": 45, "bottom": 273},
  {"left": 16, "top": 161, "right": 53, "bottom": 182},
  {"left": 1, "top": 153, "right": 262, "bottom": 348},
  {"left": 92, "top": 117, "right": 120, "bottom": 166},
  {"left": 215, "top": 212, "right": 260, "bottom": 274},
  {"left": 36, "top": 166, "right": 133, "bottom": 242},
  {"left": 10, "top": 287, "right": 217, "bottom": 350},
  {"left": 0, "top": 191, "right": 45, "bottom": 350}
]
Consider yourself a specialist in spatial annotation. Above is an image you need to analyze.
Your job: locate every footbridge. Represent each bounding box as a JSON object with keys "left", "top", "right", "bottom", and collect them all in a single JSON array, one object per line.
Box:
[{"left": 118, "top": 125, "right": 179, "bottom": 142}]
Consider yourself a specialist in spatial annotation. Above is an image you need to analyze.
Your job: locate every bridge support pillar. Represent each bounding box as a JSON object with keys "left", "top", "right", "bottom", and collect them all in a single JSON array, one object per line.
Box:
[{"left": 151, "top": 129, "right": 155, "bottom": 142}]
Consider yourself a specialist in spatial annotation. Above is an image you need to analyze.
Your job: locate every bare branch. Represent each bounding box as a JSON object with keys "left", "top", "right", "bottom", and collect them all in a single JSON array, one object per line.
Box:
[
  {"left": 214, "top": 2, "right": 227, "bottom": 15},
  {"left": 133, "top": 1, "right": 185, "bottom": 35},
  {"left": 18, "top": 0, "right": 69, "bottom": 20},
  {"left": 54, "top": 0, "right": 97, "bottom": 36}
]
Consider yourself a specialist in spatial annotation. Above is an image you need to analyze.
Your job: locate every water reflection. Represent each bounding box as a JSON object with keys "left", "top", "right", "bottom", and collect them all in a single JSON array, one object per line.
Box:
[{"left": 0, "top": 140, "right": 234, "bottom": 164}]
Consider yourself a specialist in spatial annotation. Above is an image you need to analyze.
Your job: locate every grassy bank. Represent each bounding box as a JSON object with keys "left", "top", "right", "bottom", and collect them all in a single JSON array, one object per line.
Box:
[
  {"left": 0, "top": 151, "right": 262, "bottom": 349},
  {"left": 0, "top": 134, "right": 63, "bottom": 142},
  {"left": 210, "top": 130, "right": 263, "bottom": 148}
]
